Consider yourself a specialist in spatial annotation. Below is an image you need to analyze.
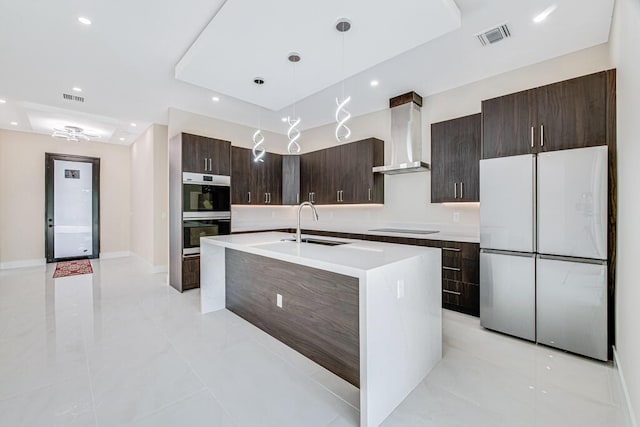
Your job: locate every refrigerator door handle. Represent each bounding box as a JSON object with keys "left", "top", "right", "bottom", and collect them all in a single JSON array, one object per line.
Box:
[
  {"left": 480, "top": 248, "right": 536, "bottom": 258},
  {"left": 533, "top": 155, "right": 537, "bottom": 253},
  {"left": 538, "top": 254, "right": 607, "bottom": 265}
]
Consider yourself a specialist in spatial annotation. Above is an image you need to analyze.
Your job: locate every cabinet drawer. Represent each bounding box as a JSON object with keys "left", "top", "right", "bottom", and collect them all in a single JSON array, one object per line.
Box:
[{"left": 442, "top": 280, "right": 479, "bottom": 316}]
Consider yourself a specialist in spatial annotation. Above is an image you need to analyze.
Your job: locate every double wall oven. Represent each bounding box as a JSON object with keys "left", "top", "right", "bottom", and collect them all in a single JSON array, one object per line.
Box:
[{"left": 182, "top": 172, "right": 231, "bottom": 255}]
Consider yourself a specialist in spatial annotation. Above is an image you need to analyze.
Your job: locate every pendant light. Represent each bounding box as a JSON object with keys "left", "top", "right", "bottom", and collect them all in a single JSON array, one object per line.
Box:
[
  {"left": 335, "top": 18, "right": 352, "bottom": 142},
  {"left": 287, "top": 52, "right": 302, "bottom": 154},
  {"left": 252, "top": 77, "right": 266, "bottom": 162}
]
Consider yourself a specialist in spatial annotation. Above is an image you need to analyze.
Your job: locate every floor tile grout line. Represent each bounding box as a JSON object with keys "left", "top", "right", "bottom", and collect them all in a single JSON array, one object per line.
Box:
[
  {"left": 80, "top": 324, "right": 100, "bottom": 427},
  {"left": 151, "top": 314, "right": 241, "bottom": 427}
]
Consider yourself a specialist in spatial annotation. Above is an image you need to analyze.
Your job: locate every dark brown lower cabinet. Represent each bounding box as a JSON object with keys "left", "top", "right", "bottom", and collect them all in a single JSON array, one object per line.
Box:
[
  {"left": 277, "top": 228, "right": 481, "bottom": 317},
  {"left": 225, "top": 248, "right": 360, "bottom": 387},
  {"left": 182, "top": 256, "right": 200, "bottom": 290}
]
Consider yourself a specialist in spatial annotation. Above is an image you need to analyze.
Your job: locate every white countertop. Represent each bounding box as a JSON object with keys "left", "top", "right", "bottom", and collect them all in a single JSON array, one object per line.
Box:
[
  {"left": 202, "top": 231, "right": 438, "bottom": 277},
  {"left": 230, "top": 223, "right": 479, "bottom": 243}
]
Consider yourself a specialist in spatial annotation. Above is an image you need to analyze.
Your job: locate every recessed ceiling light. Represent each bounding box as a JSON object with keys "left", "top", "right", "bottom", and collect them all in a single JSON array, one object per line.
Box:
[
  {"left": 533, "top": 5, "right": 557, "bottom": 23},
  {"left": 281, "top": 117, "right": 287, "bottom": 122},
  {"left": 10, "top": 121, "right": 18, "bottom": 126},
  {"left": 119, "top": 137, "right": 125, "bottom": 141},
  {"left": 130, "top": 122, "right": 137, "bottom": 127},
  {"left": 78, "top": 16, "right": 92, "bottom": 25},
  {"left": 0, "top": 99, "right": 6, "bottom": 104},
  {"left": 212, "top": 96, "right": 220, "bottom": 102},
  {"left": 72, "top": 87, "right": 82, "bottom": 92},
  {"left": 370, "top": 80, "right": 379, "bottom": 87}
]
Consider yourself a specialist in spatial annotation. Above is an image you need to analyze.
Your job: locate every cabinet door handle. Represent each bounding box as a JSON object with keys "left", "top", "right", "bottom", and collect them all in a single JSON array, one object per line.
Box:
[
  {"left": 340, "top": 190, "right": 344, "bottom": 202},
  {"left": 268, "top": 193, "right": 271, "bottom": 204},
  {"left": 442, "top": 266, "right": 462, "bottom": 272},
  {"left": 248, "top": 192, "right": 251, "bottom": 204},
  {"left": 296, "top": 193, "right": 299, "bottom": 204},
  {"left": 540, "top": 124, "right": 544, "bottom": 147},
  {"left": 204, "top": 158, "right": 208, "bottom": 171},
  {"left": 531, "top": 126, "right": 534, "bottom": 148},
  {"left": 443, "top": 289, "right": 462, "bottom": 296},
  {"left": 264, "top": 193, "right": 268, "bottom": 204},
  {"left": 209, "top": 158, "right": 212, "bottom": 171},
  {"left": 454, "top": 182, "right": 457, "bottom": 199},
  {"left": 337, "top": 190, "right": 340, "bottom": 202},
  {"left": 368, "top": 188, "right": 372, "bottom": 201},
  {"left": 309, "top": 192, "right": 312, "bottom": 202},
  {"left": 460, "top": 182, "right": 464, "bottom": 199},
  {"left": 442, "top": 247, "right": 461, "bottom": 252}
]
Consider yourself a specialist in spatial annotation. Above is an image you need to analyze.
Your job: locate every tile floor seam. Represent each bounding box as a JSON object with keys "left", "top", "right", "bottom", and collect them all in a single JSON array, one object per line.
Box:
[
  {"left": 80, "top": 319, "right": 100, "bottom": 427},
  {"left": 151, "top": 315, "right": 241, "bottom": 427},
  {"left": 121, "top": 388, "right": 206, "bottom": 426}
]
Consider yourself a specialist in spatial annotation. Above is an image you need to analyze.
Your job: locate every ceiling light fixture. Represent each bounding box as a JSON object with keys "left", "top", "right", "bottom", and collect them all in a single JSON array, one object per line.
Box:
[
  {"left": 78, "top": 16, "right": 92, "bottom": 25},
  {"left": 72, "top": 87, "right": 82, "bottom": 92},
  {"left": 335, "top": 18, "right": 352, "bottom": 142},
  {"left": 0, "top": 99, "right": 6, "bottom": 104},
  {"left": 533, "top": 5, "right": 557, "bottom": 23},
  {"left": 252, "top": 79, "right": 266, "bottom": 163},
  {"left": 10, "top": 121, "right": 18, "bottom": 126},
  {"left": 130, "top": 122, "right": 137, "bottom": 127},
  {"left": 370, "top": 80, "right": 379, "bottom": 87},
  {"left": 281, "top": 117, "right": 287, "bottom": 123},
  {"left": 212, "top": 96, "right": 220, "bottom": 102},
  {"left": 51, "top": 125, "right": 97, "bottom": 141},
  {"left": 119, "top": 137, "right": 125, "bottom": 141},
  {"left": 286, "top": 52, "right": 302, "bottom": 154}
]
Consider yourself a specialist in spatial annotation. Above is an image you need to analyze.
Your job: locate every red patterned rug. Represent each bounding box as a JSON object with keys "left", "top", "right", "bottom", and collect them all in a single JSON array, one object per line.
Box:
[{"left": 53, "top": 259, "right": 94, "bottom": 278}]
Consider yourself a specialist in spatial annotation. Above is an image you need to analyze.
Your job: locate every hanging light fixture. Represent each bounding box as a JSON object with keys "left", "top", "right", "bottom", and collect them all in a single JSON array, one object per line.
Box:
[
  {"left": 252, "top": 77, "right": 266, "bottom": 162},
  {"left": 287, "top": 52, "right": 301, "bottom": 154},
  {"left": 335, "top": 18, "right": 352, "bottom": 142}
]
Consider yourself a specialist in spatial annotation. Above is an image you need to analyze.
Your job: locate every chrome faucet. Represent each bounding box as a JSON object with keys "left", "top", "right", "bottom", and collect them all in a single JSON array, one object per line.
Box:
[{"left": 296, "top": 202, "right": 319, "bottom": 243}]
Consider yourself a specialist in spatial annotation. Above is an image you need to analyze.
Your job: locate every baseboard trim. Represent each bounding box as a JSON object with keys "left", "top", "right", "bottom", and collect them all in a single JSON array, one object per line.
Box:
[
  {"left": 613, "top": 346, "right": 638, "bottom": 427},
  {"left": 151, "top": 265, "right": 168, "bottom": 274},
  {"left": 0, "top": 258, "right": 46, "bottom": 270},
  {"left": 99, "top": 251, "right": 131, "bottom": 259}
]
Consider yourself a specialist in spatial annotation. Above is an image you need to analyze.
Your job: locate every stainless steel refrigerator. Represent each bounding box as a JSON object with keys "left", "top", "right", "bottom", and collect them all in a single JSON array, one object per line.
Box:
[{"left": 479, "top": 146, "right": 608, "bottom": 361}]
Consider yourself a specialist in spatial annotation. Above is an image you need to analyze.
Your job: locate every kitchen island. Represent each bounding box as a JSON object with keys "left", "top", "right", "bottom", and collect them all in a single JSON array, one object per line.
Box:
[{"left": 200, "top": 231, "right": 442, "bottom": 427}]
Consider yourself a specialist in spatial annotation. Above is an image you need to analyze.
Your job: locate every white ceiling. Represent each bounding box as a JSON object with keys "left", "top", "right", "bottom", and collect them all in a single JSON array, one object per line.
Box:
[
  {"left": 175, "top": 0, "right": 461, "bottom": 111},
  {"left": 0, "top": 0, "right": 615, "bottom": 143}
]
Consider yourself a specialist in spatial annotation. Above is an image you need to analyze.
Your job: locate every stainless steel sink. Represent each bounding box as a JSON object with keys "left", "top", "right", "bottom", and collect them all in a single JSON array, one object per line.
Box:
[{"left": 281, "top": 237, "right": 349, "bottom": 246}]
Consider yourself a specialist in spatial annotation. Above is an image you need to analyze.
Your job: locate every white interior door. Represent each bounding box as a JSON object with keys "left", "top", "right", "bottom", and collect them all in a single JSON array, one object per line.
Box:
[
  {"left": 537, "top": 146, "right": 608, "bottom": 260},
  {"left": 53, "top": 160, "right": 94, "bottom": 259},
  {"left": 480, "top": 154, "right": 535, "bottom": 252}
]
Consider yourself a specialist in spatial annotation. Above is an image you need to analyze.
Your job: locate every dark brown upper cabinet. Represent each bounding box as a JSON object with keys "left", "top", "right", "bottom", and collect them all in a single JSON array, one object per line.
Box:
[
  {"left": 482, "top": 70, "right": 614, "bottom": 159},
  {"left": 282, "top": 155, "right": 301, "bottom": 205},
  {"left": 181, "top": 133, "right": 231, "bottom": 175},
  {"left": 301, "top": 138, "right": 384, "bottom": 205},
  {"left": 431, "top": 113, "right": 481, "bottom": 203},
  {"left": 231, "top": 146, "right": 282, "bottom": 205}
]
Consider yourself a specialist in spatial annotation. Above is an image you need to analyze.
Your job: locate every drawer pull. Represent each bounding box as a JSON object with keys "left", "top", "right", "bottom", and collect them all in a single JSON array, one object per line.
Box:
[
  {"left": 443, "top": 289, "right": 461, "bottom": 296},
  {"left": 442, "top": 247, "right": 461, "bottom": 252},
  {"left": 443, "top": 266, "right": 461, "bottom": 272}
]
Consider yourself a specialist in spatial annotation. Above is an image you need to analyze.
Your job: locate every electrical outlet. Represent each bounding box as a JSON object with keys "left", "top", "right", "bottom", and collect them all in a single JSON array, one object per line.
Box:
[
  {"left": 276, "top": 293, "right": 283, "bottom": 308},
  {"left": 453, "top": 211, "right": 460, "bottom": 223},
  {"left": 397, "top": 279, "right": 405, "bottom": 299}
]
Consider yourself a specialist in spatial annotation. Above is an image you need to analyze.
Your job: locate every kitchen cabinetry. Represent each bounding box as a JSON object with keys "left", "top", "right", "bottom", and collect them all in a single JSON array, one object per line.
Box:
[
  {"left": 431, "top": 113, "right": 481, "bottom": 202},
  {"left": 482, "top": 70, "right": 613, "bottom": 159},
  {"left": 301, "top": 138, "right": 384, "bottom": 205},
  {"left": 282, "top": 155, "right": 301, "bottom": 205},
  {"left": 182, "top": 256, "right": 200, "bottom": 291},
  {"left": 231, "top": 146, "right": 282, "bottom": 205},
  {"left": 181, "top": 133, "right": 231, "bottom": 174}
]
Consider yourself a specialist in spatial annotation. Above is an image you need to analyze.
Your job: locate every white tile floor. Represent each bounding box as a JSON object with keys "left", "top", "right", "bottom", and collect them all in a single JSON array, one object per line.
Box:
[{"left": 0, "top": 256, "right": 629, "bottom": 426}]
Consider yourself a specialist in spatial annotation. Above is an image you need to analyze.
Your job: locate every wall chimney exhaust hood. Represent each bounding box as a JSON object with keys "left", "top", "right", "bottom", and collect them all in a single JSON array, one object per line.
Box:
[{"left": 373, "top": 91, "right": 430, "bottom": 175}]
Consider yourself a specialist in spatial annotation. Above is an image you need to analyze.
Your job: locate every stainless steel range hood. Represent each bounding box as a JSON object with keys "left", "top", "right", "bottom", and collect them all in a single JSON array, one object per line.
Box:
[{"left": 373, "top": 91, "right": 429, "bottom": 175}]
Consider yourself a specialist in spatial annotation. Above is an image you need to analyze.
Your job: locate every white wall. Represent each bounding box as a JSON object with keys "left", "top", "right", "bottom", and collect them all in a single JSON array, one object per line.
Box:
[
  {"left": 0, "top": 129, "right": 131, "bottom": 266},
  {"left": 129, "top": 124, "right": 168, "bottom": 269},
  {"left": 610, "top": 0, "right": 640, "bottom": 422}
]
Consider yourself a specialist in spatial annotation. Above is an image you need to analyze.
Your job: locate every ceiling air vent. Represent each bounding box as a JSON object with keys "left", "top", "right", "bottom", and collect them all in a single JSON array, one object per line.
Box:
[
  {"left": 62, "top": 93, "right": 85, "bottom": 103},
  {"left": 476, "top": 23, "right": 511, "bottom": 46}
]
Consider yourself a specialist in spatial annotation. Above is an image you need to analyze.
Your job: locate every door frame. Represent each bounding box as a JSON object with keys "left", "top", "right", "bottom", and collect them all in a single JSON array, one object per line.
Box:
[{"left": 45, "top": 153, "right": 101, "bottom": 263}]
